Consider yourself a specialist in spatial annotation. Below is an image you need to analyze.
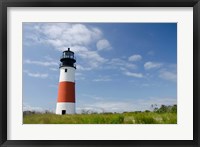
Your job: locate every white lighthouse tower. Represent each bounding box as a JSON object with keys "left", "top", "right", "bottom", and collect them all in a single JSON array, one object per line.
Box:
[{"left": 56, "top": 48, "right": 76, "bottom": 115}]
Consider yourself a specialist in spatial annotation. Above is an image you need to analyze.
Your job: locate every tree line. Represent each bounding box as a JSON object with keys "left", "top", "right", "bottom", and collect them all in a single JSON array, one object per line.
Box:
[{"left": 23, "top": 104, "right": 177, "bottom": 115}]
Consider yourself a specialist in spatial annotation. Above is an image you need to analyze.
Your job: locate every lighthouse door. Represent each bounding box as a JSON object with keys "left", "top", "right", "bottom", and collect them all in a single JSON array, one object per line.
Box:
[{"left": 62, "top": 110, "right": 66, "bottom": 115}]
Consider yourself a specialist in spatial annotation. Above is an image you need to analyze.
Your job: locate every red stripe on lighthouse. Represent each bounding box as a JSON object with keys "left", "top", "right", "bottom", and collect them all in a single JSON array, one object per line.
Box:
[{"left": 57, "top": 81, "right": 75, "bottom": 102}]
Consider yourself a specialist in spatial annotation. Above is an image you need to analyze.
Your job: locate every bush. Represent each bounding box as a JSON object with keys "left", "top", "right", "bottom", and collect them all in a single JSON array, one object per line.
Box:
[{"left": 154, "top": 104, "right": 177, "bottom": 113}]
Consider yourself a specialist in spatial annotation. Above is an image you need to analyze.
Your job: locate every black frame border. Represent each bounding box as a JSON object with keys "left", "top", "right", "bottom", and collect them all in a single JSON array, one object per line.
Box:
[{"left": 0, "top": 0, "right": 199, "bottom": 146}]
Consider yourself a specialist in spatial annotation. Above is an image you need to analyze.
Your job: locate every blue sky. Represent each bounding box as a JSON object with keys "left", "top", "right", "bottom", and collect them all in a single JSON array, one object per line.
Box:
[{"left": 23, "top": 23, "right": 177, "bottom": 113}]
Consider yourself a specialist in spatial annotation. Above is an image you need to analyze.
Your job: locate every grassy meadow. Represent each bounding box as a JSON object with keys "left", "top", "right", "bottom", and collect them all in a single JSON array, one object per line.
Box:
[
  {"left": 23, "top": 105, "right": 177, "bottom": 124},
  {"left": 23, "top": 111, "right": 177, "bottom": 124}
]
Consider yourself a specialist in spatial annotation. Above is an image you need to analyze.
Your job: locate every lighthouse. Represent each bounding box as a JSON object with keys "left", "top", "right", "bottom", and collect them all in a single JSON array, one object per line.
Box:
[{"left": 56, "top": 48, "right": 76, "bottom": 115}]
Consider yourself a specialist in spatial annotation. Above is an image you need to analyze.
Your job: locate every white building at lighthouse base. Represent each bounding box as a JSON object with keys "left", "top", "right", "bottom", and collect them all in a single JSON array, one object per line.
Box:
[{"left": 56, "top": 103, "right": 75, "bottom": 115}]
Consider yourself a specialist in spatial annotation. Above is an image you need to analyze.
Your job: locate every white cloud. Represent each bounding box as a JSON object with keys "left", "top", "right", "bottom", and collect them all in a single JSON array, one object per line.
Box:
[
  {"left": 93, "top": 76, "right": 112, "bottom": 82},
  {"left": 62, "top": 46, "right": 107, "bottom": 71},
  {"left": 77, "top": 97, "right": 176, "bottom": 113},
  {"left": 139, "top": 97, "right": 177, "bottom": 107},
  {"left": 23, "top": 102, "right": 55, "bottom": 113},
  {"left": 93, "top": 79, "right": 111, "bottom": 82},
  {"left": 89, "top": 101, "right": 132, "bottom": 112},
  {"left": 76, "top": 77, "right": 86, "bottom": 80},
  {"left": 120, "top": 67, "right": 127, "bottom": 71},
  {"left": 128, "top": 54, "right": 142, "bottom": 62},
  {"left": 71, "top": 46, "right": 107, "bottom": 70},
  {"left": 108, "top": 58, "right": 125, "bottom": 66},
  {"left": 108, "top": 58, "right": 137, "bottom": 70},
  {"left": 24, "top": 23, "right": 111, "bottom": 71},
  {"left": 38, "top": 23, "right": 67, "bottom": 39},
  {"left": 159, "top": 69, "right": 177, "bottom": 82},
  {"left": 96, "top": 39, "right": 111, "bottom": 51},
  {"left": 24, "top": 59, "right": 58, "bottom": 67},
  {"left": 144, "top": 61, "right": 162, "bottom": 70},
  {"left": 78, "top": 50, "right": 107, "bottom": 64},
  {"left": 49, "top": 68, "right": 58, "bottom": 71},
  {"left": 27, "top": 23, "right": 102, "bottom": 50},
  {"left": 125, "top": 63, "right": 137, "bottom": 69},
  {"left": 44, "top": 55, "right": 54, "bottom": 61},
  {"left": 75, "top": 72, "right": 86, "bottom": 80},
  {"left": 23, "top": 103, "right": 44, "bottom": 112},
  {"left": 75, "top": 72, "right": 83, "bottom": 76},
  {"left": 24, "top": 70, "right": 48, "bottom": 79},
  {"left": 76, "top": 64, "right": 92, "bottom": 71},
  {"left": 124, "top": 71, "right": 143, "bottom": 78}
]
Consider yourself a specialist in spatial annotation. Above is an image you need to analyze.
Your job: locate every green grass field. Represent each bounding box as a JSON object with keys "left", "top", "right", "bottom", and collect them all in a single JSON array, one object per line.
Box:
[{"left": 23, "top": 112, "right": 177, "bottom": 124}]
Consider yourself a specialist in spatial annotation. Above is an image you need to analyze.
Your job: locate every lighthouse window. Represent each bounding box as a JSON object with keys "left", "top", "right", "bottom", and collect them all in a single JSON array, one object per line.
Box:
[{"left": 65, "top": 69, "right": 67, "bottom": 72}]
